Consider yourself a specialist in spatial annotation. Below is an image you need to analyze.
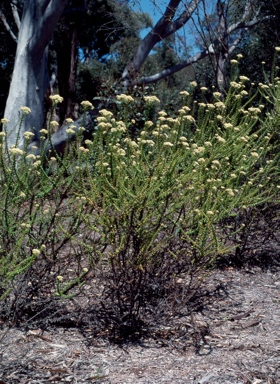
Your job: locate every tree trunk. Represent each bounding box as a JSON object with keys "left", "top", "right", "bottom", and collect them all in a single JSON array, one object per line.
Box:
[
  {"left": 215, "top": 53, "right": 227, "bottom": 93},
  {"left": 4, "top": 0, "right": 68, "bottom": 149},
  {"left": 57, "top": 24, "right": 78, "bottom": 124},
  {"left": 215, "top": 0, "right": 228, "bottom": 92}
]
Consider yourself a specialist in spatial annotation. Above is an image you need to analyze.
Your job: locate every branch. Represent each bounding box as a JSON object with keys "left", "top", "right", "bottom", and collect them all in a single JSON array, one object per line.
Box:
[
  {"left": 0, "top": 8, "right": 17, "bottom": 42},
  {"left": 122, "top": 0, "right": 180, "bottom": 78},
  {"left": 29, "top": 0, "right": 69, "bottom": 57},
  {"left": 242, "top": 0, "right": 258, "bottom": 21},
  {"left": 227, "top": 0, "right": 270, "bottom": 36},
  {"left": 30, "top": 111, "right": 96, "bottom": 157},
  {"left": 136, "top": 13, "right": 263, "bottom": 87},
  {"left": 135, "top": 49, "right": 210, "bottom": 85},
  {"left": 228, "top": 32, "right": 243, "bottom": 55},
  {"left": 122, "top": 0, "right": 202, "bottom": 84},
  {"left": 128, "top": 0, "right": 271, "bottom": 87},
  {"left": 227, "top": 17, "right": 259, "bottom": 35},
  {"left": 162, "top": 0, "right": 201, "bottom": 39},
  {"left": 11, "top": 0, "right": 21, "bottom": 31}
]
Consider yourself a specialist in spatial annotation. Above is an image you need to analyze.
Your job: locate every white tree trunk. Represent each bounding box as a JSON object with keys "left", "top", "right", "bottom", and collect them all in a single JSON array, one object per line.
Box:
[{"left": 4, "top": 0, "right": 68, "bottom": 149}]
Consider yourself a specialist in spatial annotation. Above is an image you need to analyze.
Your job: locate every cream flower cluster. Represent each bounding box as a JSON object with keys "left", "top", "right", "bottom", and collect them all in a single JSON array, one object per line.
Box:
[
  {"left": 116, "top": 94, "right": 134, "bottom": 103},
  {"left": 49, "top": 94, "right": 63, "bottom": 104},
  {"left": 81, "top": 100, "right": 94, "bottom": 110},
  {"left": 9, "top": 147, "right": 24, "bottom": 156},
  {"left": 20, "top": 106, "right": 31, "bottom": 115},
  {"left": 24, "top": 131, "right": 35, "bottom": 140},
  {"left": 144, "top": 96, "right": 160, "bottom": 104}
]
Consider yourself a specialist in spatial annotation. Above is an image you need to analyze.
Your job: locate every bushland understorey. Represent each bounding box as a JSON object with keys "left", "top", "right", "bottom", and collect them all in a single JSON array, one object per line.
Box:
[{"left": 0, "top": 57, "right": 280, "bottom": 342}]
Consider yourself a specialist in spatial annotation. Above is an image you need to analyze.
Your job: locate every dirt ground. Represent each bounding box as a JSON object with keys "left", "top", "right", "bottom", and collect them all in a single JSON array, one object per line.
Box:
[{"left": 0, "top": 256, "right": 279, "bottom": 384}]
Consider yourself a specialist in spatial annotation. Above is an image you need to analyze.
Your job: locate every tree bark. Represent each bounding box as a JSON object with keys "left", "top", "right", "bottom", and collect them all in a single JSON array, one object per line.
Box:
[
  {"left": 4, "top": 0, "right": 68, "bottom": 149},
  {"left": 57, "top": 23, "right": 78, "bottom": 124},
  {"left": 215, "top": 0, "right": 228, "bottom": 92}
]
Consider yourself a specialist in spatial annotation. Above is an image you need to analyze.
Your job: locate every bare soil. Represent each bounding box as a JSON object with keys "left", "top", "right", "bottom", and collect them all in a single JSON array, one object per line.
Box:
[{"left": 0, "top": 257, "right": 279, "bottom": 384}]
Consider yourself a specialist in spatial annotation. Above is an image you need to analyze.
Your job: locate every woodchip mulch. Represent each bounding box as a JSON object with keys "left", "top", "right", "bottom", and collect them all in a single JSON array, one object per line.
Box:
[{"left": 0, "top": 260, "right": 279, "bottom": 384}]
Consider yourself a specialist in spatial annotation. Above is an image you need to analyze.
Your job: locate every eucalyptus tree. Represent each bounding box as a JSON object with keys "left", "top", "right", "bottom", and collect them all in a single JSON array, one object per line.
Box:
[{"left": 1, "top": 0, "right": 68, "bottom": 149}]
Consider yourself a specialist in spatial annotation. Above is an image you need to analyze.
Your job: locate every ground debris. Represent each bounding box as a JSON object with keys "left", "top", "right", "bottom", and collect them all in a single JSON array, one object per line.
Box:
[{"left": 0, "top": 267, "right": 279, "bottom": 383}]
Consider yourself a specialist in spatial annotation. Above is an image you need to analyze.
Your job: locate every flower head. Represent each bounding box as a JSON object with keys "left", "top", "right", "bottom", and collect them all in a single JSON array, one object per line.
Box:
[
  {"left": 144, "top": 96, "right": 160, "bottom": 104},
  {"left": 212, "top": 160, "right": 221, "bottom": 166},
  {"left": 81, "top": 100, "right": 94, "bottom": 110},
  {"left": 33, "top": 160, "right": 41, "bottom": 168},
  {"left": 20, "top": 106, "right": 31, "bottom": 115},
  {"left": 215, "top": 101, "right": 226, "bottom": 110},
  {"left": 26, "top": 154, "right": 36, "bottom": 160},
  {"left": 213, "top": 92, "right": 221, "bottom": 98},
  {"left": 224, "top": 123, "right": 233, "bottom": 129},
  {"left": 117, "top": 148, "right": 126, "bottom": 156},
  {"left": 66, "top": 128, "right": 75, "bottom": 135},
  {"left": 24, "top": 131, "right": 35, "bottom": 140},
  {"left": 145, "top": 120, "right": 154, "bottom": 128},
  {"left": 32, "top": 249, "right": 41, "bottom": 256},
  {"left": 79, "top": 146, "right": 89, "bottom": 153},
  {"left": 215, "top": 135, "right": 226, "bottom": 144},
  {"left": 99, "top": 109, "right": 113, "bottom": 118},
  {"left": 179, "top": 91, "right": 190, "bottom": 96},
  {"left": 116, "top": 94, "right": 134, "bottom": 103},
  {"left": 230, "top": 81, "right": 242, "bottom": 89},
  {"left": 49, "top": 94, "right": 63, "bottom": 105},
  {"left": 248, "top": 107, "right": 261, "bottom": 115},
  {"left": 84, "top": 139, "right": 93, "bottom": 145},
  {"left": 163, "top": 142, "right": 173, "bottom": 147},
  {"left": 50, "top": 120, "right": 59, "bottom": 128},
  {"left": 39, "top": 128, "right": 48, "bottom": 135},
  {"left": 183, "top": 115, "right": 195, "bottom": 122},
  {"left": 239, "top": 76, "right": 250, "bottom": 82},
  {"left": 251, "top": 152, "right": 259, "bottom": 158},
  {"left": 226, "top": 188, "right": 235, "bottom": 197},
  {"left": 9, "top": 147, "right": 24, "bottom": 156}
]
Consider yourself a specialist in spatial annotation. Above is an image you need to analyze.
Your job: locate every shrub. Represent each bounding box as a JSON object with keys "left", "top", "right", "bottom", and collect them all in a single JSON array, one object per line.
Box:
[{"left": 0, "top": 66, "right": 280, "bottom": 336}]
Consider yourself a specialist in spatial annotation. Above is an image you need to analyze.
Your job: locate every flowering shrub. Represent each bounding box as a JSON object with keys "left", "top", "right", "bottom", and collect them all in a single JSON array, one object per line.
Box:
[{"left": 0, "top": 66, "right": 280, "bottom": 335}]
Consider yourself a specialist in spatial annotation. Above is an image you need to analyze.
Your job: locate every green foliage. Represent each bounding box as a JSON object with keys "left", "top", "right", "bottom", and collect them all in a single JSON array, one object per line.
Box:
[{"left": 1, "top": 65, "right": 280, "bottom": 335}]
